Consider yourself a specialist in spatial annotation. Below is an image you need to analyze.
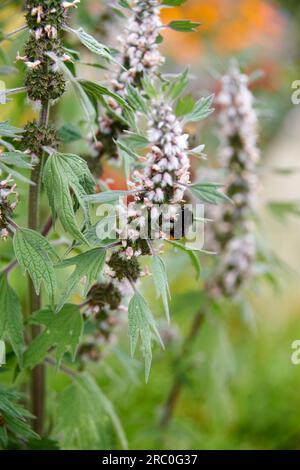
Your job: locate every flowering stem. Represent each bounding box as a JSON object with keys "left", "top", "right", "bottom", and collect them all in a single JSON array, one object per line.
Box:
[{"left": 28, "top": 100, "right": 50, "bottom": 435}]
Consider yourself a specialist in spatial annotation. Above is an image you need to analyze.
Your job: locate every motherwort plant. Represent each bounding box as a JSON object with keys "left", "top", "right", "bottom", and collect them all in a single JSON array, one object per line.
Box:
[{"left": 0, "top": 0, "right": 221, "bottom": 448}]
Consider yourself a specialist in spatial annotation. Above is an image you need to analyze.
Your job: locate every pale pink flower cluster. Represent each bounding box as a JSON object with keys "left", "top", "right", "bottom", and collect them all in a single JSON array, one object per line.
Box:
[
  {"left": 116, "top": 100, "right": 192, "bottom": 251},
  {"left": 205, "top": 65, "right": 260, "bottom": 297},
  {"left": 112, "top": 0, "right": 164, "bottom": 96}
]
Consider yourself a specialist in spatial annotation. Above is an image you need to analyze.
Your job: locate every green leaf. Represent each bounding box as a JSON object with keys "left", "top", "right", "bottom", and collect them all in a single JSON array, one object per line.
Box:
[
  {"left": 85, "top": 189, "right": 129, "bottom": 205},
  {"left": 43, "top": 153, "right": 94, "bottom": 244},
  {"left": 0, "top": 161, "right": 33, "bottom": 185},
  {"left": 141, "top": 76, "right": 157, "bottom": 99},
  {"left": 166, "top": 68, "right": 189, "bottom": 101},
  {"left": 13, "top": 228, "right": 59, "bottom": 303},
  {"left": 163, "top": 0, "right": 188, "bottom": 5},
  {"left": 183, "top": 94, "right": 214, "bottom": 123},
  {"left": 57, "top": 372, "right": 128, "bottom": 450},
  {"left": 0, "top": 274, "right": 24, "bottom": 366},
  {"left": 189, "top": 181, "right": 230, "bottom": 205},
  {"left": 128, "top": 292, "right": 163, "bottom": 382},
  {"left": 152, "top": 256, "right": 171, "bottom": 323},
  {"left": 24, "top": 304, "right": 83, "bottom": 369},
  {"left": 0, "top": 121, "right": 23, "bottom": 138},
  {"left": 48, "top": 54, "right": 96, "bottom": 127},
  {"left": 175, "top": 94, "right": 196, "bottom": 117},
  {"left": 70, "top": 27, "right": 113, "bottom": 62},
  {"left": 123, "top": 131, "right": 149, "bottom": 149},
  {"left": 118, "top": 0, "right": 131, "bottom": 8},
  {"left": 189, "top": 144, "right": 206, "bottom": 158},
  {"left": 0, "top": 387, "right": 38, "bottom": 447},
  {"left": 55, "top": 248, "right": 106, "bottom": 312},
  {"left": 78, "top": 79, "right": 130, "bottom": 111},
  {"left": 0, "top": 151, "right": 32, "bottom": 169},
  {"left": 126, "top": 84, "right": 149, "bottom": 114},
  {"left": 58, "top": 124, "right": 82, "bottom": 144},
  {"left": 115, "top": 138, "right": 140, "bottom": 159},
  {"left": 165, "top": 239, "right": 201, "bottom": 280},
  {"left": 168, "top": 20, "right": 201, "bottom": 32}
]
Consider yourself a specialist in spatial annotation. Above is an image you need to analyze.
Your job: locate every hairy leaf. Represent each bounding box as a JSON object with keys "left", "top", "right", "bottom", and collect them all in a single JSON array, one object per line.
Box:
[
  {"left": 71, "top": 28, "right": 113, "bottom": 61},
  {"left": 189, "top": 181, "right": 230, "bottom": 205},
  {"left": 13, "top": 228, "right": 59, "bottom": 303},
  {"left": 0, "top": 387, "right": 38, "bottom": 448},
  {"left": 79, "top": 79, "right": 129, "bottom": 111},
  {"left": 57, "top": 372, "right": 128, "bottom": 450},
  {"left": 24, "top": 304, "right": 83, "bottom": 369},
  {"left": 0, "top": 151, "right": 32, "bottom": 169},
  {"left": 128, "top": 292, "right": 163, "bottom": 382},
  {"left": 168, "top": 20, "right": 201, "bottom": 32},
  {"left": 0, "top": 121, "right": 23, "bottom": 138},
  {"left": 0, "top": 274, "right": 24, "bottom": 366},
  {"left": 152, "top": 256, "right": 171, "bottom": 322},
  {"left": 166, "top": 68, "right": 189, "bottom": 101},
  {"left": 43, "top": 153, "right": 94, "bottom": 244},
  {"left": 183, "top": 94, "right": 214, "bottom": 123},
  {"left": 58, "top": 124, "right": 82, "bottom": 144},
  {"left": 56, "top": 248, "right": 106, "bottom": 312},
  {"left": 85, "top": 189, "right": 129, "bottom": 205}
]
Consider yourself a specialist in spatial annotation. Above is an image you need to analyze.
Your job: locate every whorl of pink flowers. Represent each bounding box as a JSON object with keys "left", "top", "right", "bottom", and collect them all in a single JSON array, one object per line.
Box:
[
  {"left": 112, "top": 0, "right": 164, "bottom": 96},
  {"left": 206, "top": 64, "right": 260, "bottom": 297}
]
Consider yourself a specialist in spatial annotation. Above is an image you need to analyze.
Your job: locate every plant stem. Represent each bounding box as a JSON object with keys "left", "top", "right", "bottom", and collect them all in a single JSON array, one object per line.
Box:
[
  {"left": 159, "top": 308, "right": 206, "bottom": 429},
  {"left": 28, "top": 100, "right": 50, "bottom": 435}
]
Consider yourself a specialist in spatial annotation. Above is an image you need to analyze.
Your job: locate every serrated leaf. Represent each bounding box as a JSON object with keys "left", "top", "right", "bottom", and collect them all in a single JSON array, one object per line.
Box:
[
  {"left": 58, "top": 124, "right": 82, "bottom": 144},
  {"left": 128, "top": 292, "right": 163, "bottom": 382},
  {"left": 141, "top": 76, "right": 157, "bottom": 99},
  {"left": 166, "top": 68, "right": 189, "bottom": 101},
  {"left": 0, "top": 151, "right": 32, "bottom": 169},
  {"left": 0, "top": 121, "right": 23, "bottom": 138},
  {"left": 189, "top": 144, "right": 206, "bottom": 158},
  {"left": 123, "top": 131, "right": 149, "bottom": 149},
  {"left": 85, "top": 189, "right": 129, "bottom": 205},
  {"left": 55, "top": 248, "right": 106, "bottom": 312},
  {"left": 189, "top": 181, "right": 230, "bottom": 205},
  {"left": 13, "top": 228, "right": 59, "bottom": 303},
  {"left": 182, "top": 94, "right": 214, "bottom": 123},
  {"left": 24, "top": 304, "right": 83, "bottom": 369},
  {"left": 126, "top": 84, "right": 149, "bottom": 114},
  {"left": 168, "top": 20, "right": 201, "bottom": 32},
  {"left": 48, "top": 54, "right": 96, "bottom": 127},
  {"left": 79, "top": 79, "right": 130, "bottom": 111},
  {"left": 0, "top": 387, "right": 38, "bottom": 446},
  {"left": 71, "top": 27, "right": 112, "bottom": 60},
  {"left": 152, "top": 256, "right": 171, "bottom": 323},
  {"left": 175, "top": 94, "right": 196, "bottom": 117},
  {"left": 0, "top": 274, "right": 24, "bottom": 366},
  {"left": 0, "top": 161, "right": 33, "bottom": 185},
  {"left": 43, "top": 153, "right": 94, "bottom": 244},
  {"left": 57, "top": 372, "right": 128, "bottom": 450}
]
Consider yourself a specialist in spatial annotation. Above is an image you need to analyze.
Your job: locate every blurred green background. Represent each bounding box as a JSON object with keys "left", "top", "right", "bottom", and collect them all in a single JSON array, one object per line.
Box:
[{"left": 1, "top": 0, "right": 300, "bottom": 450}]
